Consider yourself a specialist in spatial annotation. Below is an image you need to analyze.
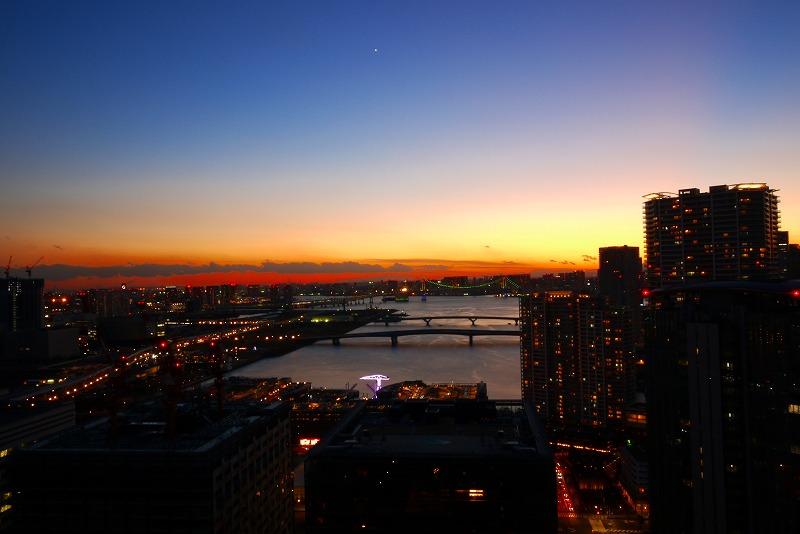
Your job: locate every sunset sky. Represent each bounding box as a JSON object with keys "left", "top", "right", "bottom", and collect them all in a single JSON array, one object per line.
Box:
[{"left": 2, "top": 1, "right": 799, "bottom": 288}]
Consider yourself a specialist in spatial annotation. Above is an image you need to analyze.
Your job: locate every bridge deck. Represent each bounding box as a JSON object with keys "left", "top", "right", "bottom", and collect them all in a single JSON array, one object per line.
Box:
[
  {"left": 306, "top": 328, "right": 520, "bottom": 343},
  {"left": 385, "top": 315, "right": 518, "bottom": 320}
]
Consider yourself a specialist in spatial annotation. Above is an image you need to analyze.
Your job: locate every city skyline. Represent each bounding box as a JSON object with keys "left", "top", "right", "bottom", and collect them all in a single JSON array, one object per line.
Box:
[{"left": 3, "top": 1, "right": 800, "bottom": 289}]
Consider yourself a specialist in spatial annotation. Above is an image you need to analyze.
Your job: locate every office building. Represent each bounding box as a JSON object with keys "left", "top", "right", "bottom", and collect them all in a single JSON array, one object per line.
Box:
[
  {"left": 305, "top": 399, "right": 555, "bottom": 533},
  {"left": 520, "top": 292, "right": 627, "bottom": 436},
  {"left": 9, "top": 401, "right": 293, "bottom": 534},
  {"left": 646, "top": 282, "right": 800, "bottom": 533},
  {"left": 643, "top": 183, "right": 781, "bottom": 287}
]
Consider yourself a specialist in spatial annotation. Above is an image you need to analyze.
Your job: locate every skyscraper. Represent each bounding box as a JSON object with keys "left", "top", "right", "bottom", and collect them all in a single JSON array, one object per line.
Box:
[
  {"left": 0, "top": 278, "right": 44, "bottom": 333},
  {"left": 598, "top": 245, "right": 643, "bottom": 346},
  {"left": 598, "top": 246, "right": 642, "bottom": 310},
  {"left": 519, "top": 291, "right": 627, "bottom": 436},
  {"left": 646, "top": 282, "right": 800, "bottom": 533},
  {"left": 643, "top": 183, "right": 781, "bottom": 288}
]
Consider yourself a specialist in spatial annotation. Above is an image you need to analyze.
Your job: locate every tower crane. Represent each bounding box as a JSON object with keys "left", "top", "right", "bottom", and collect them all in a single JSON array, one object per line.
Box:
[{"left": 25, "top": 256, "right": 44, "bottom": 278}]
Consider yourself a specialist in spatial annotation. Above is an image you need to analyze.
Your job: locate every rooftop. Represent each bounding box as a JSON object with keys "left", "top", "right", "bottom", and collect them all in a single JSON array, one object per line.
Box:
[
  {"left": 24, "top": 400, "right": 288, "bottom": 454},
  {"left": 377, "top": 380, "right": 488, "bottom": 401},
  {"left": 315, "top": 399, "right": 549, "bottom": 459}
]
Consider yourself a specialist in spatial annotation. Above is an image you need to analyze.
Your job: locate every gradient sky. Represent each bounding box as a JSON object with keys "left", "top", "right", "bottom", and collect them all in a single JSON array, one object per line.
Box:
[{"left": 2, "top": 1, "right": 799, "bottom": 288}]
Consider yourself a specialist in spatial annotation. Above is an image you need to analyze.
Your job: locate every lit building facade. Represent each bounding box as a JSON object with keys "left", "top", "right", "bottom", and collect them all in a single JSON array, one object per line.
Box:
[
  {"left": 643, "top": 183, "right": 781, "bottom": 288},
  {"left": 646, "top": 282, "right": 800, "bottom": 533},
  {"left": 519, "top": 291, "right": 628, "bottom": 435}
]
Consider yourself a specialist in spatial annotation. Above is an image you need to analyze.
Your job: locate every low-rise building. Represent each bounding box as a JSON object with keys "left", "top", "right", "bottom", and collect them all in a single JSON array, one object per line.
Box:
[{"left": 8, "top": 401, "right": 292, "bottom": 534}]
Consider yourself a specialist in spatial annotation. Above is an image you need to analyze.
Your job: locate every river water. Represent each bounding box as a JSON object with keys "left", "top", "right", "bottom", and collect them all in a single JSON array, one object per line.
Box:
[{"left": 236, "top": 296, "right": 522, "bottom": 399}]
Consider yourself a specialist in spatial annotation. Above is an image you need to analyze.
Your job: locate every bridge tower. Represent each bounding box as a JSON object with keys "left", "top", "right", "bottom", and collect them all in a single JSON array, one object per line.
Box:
[{"left": 420, "top": 279, "right": 427, "bottom": 292}]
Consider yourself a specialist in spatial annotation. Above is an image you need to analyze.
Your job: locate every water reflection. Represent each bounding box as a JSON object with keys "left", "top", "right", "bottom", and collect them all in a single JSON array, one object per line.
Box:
[{"left": 236, "top": 296, "right": 521, "bottom": 399}]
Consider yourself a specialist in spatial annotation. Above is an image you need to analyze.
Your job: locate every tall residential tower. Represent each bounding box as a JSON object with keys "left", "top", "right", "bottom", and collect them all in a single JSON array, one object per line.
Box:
[
  {"left": 646, "top": 282, "right": 800, "bottom": 533},
  {"left": 643, "top": 183, "right": 781, "bottom": 288}
]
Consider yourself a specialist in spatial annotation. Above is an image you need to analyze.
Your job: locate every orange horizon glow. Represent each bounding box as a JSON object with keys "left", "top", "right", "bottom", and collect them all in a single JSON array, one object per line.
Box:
[{"left": 12, "top": 260, "right": 597, "bottom": 291}]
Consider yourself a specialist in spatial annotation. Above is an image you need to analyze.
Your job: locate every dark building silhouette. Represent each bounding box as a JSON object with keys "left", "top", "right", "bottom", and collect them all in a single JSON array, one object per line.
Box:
[
  {"left": 305, "top": 399, "right": 556, "bottom": 533},
  {"left": 778, "top": 230, "right": 790, "bottom": 278},
  {"left": 9, "top": 401, "right": 293, "bottom": 534},
  {"left": 598, "top": 246, "right": 642, "bottom": 308},
  {"left": 643, "top": 184, "right": 781, "bottom": 288},
  {"left": 530, "top": 270, "right": 587, "bottom": 292},
  {"left": 597, "top": 245, "right": 643, "bottom": 424},
  {"left": 646, "top": 282, "right": 800, "bottom": 533},
  {"left": 777, "top": 230, "right": 800, "bottom": 280},
  {"left": 789, "top": 244, "right": 800, "bottom": 279},
  {"left": 598, "top": 246, "right": 642, "bottom": 344},
  {"left": 0, "top": 403, "right": 76, "bottom": 532},
  {"left": 519, "top": 292, "right": 627, "bottom": 436},
  {"left": 0, "top": 278, "right": 44, "bottom": 333}
]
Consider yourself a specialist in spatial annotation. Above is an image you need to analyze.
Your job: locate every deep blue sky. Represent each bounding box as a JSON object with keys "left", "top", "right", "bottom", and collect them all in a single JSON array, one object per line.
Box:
[{"left": 1, "top": 1, "right": 799, "bottom": 283}]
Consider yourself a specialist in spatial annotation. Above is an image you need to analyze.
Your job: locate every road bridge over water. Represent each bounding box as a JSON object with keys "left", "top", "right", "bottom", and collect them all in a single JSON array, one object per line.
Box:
[
  {"left": 307, "top": 328, "right": 520, "bottom": 347},
  {"left": 374, "top": 315, "right": 520, "bottom": 326}
]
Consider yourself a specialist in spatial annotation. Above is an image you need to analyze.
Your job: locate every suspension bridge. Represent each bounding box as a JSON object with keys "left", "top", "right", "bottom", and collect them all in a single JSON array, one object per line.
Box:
[{"left": 419, "top": 276, "right": 523, "bottom": 293}]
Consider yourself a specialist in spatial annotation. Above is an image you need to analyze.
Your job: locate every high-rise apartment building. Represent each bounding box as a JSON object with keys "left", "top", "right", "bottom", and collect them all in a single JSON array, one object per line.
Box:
[
  {"left": 646, "top": 282, "right": 800, "bottom": 533},
  {"left": 643, "top": 183, "right": 781, "bottom": 288},
  {"left": 598, "top": 245, "right": 643, "bottom": 347},
  {"left": 0, "top": 278, "right": 44, "bottom": 333},
  {"left": 519, "top": 291, "right": 627, "bottom": 435},
  {"left": 598, "top": 246, "right": 642, "bottom": 309}
]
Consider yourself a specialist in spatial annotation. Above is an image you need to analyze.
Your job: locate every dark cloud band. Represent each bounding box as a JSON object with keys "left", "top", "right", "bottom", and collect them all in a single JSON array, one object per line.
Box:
[{"left": 24, "top": 261, "right": 427, "bottom": 281}]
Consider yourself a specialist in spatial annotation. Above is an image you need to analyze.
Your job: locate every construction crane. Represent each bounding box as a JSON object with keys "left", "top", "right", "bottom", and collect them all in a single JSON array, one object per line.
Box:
[
  {"left": 25, "top": 256, "right": 43, "bottom": 278},
  {"left": 4, "top": 256, "right": 11, "bottom": 278}
]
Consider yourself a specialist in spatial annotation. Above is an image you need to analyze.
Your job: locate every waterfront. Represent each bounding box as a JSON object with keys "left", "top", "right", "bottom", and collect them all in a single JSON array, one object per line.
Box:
[{"left": 236, "top": 296, "right": 522, "bottom": 398}]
